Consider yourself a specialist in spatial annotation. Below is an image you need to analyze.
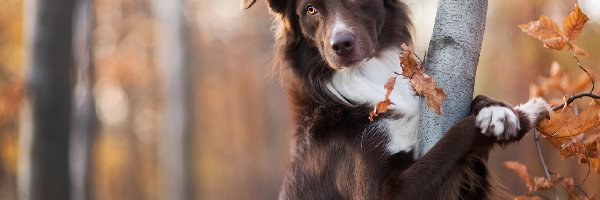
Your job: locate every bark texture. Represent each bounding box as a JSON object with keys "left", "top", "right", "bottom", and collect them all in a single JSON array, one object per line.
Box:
[{"left": 416, "top": 0, "right": 488, "bottom": 157}]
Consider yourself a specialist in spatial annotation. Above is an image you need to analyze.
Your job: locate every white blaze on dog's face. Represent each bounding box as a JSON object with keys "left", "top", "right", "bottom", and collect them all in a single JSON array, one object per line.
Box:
[{"left": 296, "top": 0, "right": 387, "bottom": 68}]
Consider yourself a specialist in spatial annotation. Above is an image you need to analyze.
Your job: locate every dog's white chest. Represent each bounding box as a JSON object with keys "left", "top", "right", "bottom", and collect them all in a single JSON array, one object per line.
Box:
[{"left": 326, "top": 49, "right": 420, "bottom": 154}]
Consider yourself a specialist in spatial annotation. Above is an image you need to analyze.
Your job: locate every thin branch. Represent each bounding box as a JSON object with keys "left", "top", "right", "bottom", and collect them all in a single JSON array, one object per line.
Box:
[
  {"left": 577, "top": 155, "right": 591, "bottom": 186},
  {"left": 573, "top": 155, "right": 591, "bottom": 198},
  {"left": 570, "top": 52, "right": 594, "bottom": 93},
  {"left": 534, "top": 129, "right": 560, "bottom": 200},
  {"left": 552, "top": 92, "right": 600, "bottom": 111}
]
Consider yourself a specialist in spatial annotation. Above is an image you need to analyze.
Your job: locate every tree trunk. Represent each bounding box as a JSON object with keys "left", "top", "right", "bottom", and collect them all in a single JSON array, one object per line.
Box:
[
  {"left": 71, "top": 0, "right": 95, "bottom": 199},
  {"left": 26, "top": 0, "right": 76, "bottom": 199},
  {"left": 416, "top": 0, "right": 488, "bottom": 157},
  {"left": 152, "top": 0, "right": 193, "bottom": 199}
]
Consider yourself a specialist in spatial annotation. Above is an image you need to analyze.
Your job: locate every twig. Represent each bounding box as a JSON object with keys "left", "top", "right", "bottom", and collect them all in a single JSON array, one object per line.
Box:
[
  {"left": 570, "top": 52, "right": 594, "bottom": 93},
  {"left": 534, "top": 129, "right": 560, "bottom": 200},
  {"left": 573, "top": 155, "right": 591, "bottom": 198},
  {"left": 552, "top": 92, "right": 600, "bottom": 111}
]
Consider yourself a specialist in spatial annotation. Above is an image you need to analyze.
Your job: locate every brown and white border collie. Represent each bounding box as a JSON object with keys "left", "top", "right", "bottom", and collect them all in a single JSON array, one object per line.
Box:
[{"left": 243, "top": 0, "right": 552, "bottom": 199}]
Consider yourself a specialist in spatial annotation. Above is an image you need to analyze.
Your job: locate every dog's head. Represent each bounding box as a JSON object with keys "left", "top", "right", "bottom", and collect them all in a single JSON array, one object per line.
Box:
[{"left": 243, "top": 0, "right": 412, "bottom": 69}]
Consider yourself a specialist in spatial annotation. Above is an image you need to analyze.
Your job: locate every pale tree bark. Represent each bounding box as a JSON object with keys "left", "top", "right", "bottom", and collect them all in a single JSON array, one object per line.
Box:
[
  {"left": 152, "top": 0, "right": 193, "bottom": 199},
  {"left": 71, "top": 0, "right": 95, "bottom": 199},
  {"left": 25, "top": 0, "right": 76, "bottom": 199},
  {"left": 416, "top": 0, "right": 488, "bottom": 157}
]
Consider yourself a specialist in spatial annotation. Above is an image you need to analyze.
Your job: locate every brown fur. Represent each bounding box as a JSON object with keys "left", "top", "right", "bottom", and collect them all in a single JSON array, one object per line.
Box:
[{"left": 242, "top": 0, "right": 545, "bottom": 199}]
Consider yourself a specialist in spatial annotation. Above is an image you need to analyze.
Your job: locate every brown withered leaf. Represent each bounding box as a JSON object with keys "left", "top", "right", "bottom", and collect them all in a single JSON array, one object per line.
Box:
[
  {"left": 569, "top": 44, "right": 589, "bottom": 57},
  {"left": 561, "top": 141, "right": 589, "bottom": 159},
  {"left": 538, "top": 100, "right": 600, "bottom": 148},
  {"left": 520, "top": 16, "right": 567, "bottom": 50},
  {"left": 370, "top": 43, "right": 447, "bottom": 120},
  {"left": 570, "top": 195, "right": 599, "bottom": 200},
  {"left": 533, "top": 176, "right": 559, "bottom": 191},
  {"left": 534, "top": 62, "right": 570, "bottom": 100},
  {"left": 590, "top": 158, "right": 600, "bottom": 173},
  {"left": 400, "top": 43, "right": 419, "bottom": 78},
  {"left": 369, "top": 76, "right": 397, "bottom": 121},
  {"left": 568, "top": 72, "right": 594, "bottom": 94},
  {"left": 514, "top": 196, "right": 543, "bottom": 200},
  {"left": 520, "top": 3, "right": 590, "bottom": 53},
  {"left": 544, "top": 37, "right": 569, "bottom": 50},
  {"left": 563, "top": 3, "right": 589, "bottom": 41},
  {"left": 401, "top": 43, "right": 447, "bottom": 114},
  {"left": 520, "top": 16, "right": 562, "bottom": 40},
  {"left": 504, "top": 161, "right": 534, "bottom": 191},
  {"left": 410, "top": 71, "right": 447, "bottom": 115}
]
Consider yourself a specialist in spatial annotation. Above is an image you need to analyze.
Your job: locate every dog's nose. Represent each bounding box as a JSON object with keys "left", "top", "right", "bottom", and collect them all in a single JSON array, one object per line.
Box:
[{"left": 331, "top": 34, "right": 356, "bottom": 56}]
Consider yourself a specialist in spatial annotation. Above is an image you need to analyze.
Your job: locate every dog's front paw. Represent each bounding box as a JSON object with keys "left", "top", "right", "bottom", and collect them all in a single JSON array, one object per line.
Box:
[
  {"left": 515, "top": 97, "right": 552, "bottom": 126},
  {"left": 475, "top": 106, "right": 520, "bottom": 140}
]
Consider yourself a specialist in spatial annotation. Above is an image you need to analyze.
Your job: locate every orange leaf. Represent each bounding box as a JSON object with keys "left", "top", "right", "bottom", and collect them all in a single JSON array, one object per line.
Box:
[
  {"left": 538, "top": 100, "right": 600, "bottom": 148},
  {"left": 520, "top": 16, "right": 566, "bottom": 50},
  {"left": 563, "top": 3, "right": 589, "bottom": 41},
  {"left": 504, "top": 161, "right": 534, "bottom": 191},
  {"left": 400, "top": 43, "right": 419, "bottom": 78},
  {"left": 410, "top": 71, "right": 447, "bottom": 115},
  {"left": 568, "top": 72, "right": 594, "bottom": 94},
  {"left": 515, "top": 196, "right": 542, "bottom": 200},
  {"left": 560, "top": 141, "right": 588, "bottom": 159},
  {"left": 569, "top": 44, "right": 589, "bottom": 57},
  {"left": 533, "top": 176, "right": 559, "bottom": 191},
  {"left": 369, "top": 76, "right": 397, "bottom": 121},
  {"left": 401, "top": 43, "right": 447, "bottom": 114},
  {"left": 543, "top": 36, "right": 569, "bottom": 50}
]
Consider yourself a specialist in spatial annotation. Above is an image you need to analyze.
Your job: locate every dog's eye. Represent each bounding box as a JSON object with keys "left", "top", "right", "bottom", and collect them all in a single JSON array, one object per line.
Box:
[{"left": 306, "top": 5, "right": 318, "bottom": 15}]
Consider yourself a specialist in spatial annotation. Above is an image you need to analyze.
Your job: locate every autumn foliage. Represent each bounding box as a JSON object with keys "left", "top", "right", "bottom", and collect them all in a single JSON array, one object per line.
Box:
[
  {"left": 505, "top": 2, "right": 600, "bottom": 200},
  {"left": 519, "top": 3, "right": 589, "bottom": 57},
  {"left": 369, "top": 44, "right": 447, "bottom": 121}
]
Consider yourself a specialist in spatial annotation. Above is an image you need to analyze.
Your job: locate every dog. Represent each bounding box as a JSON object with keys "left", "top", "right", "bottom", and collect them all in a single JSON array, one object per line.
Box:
[{"left": 243, "top": 0, "right": 552, "bottom": 199}]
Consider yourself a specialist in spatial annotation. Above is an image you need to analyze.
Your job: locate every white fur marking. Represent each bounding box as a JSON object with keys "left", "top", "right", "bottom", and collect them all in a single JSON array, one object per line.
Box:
[
  {"left": 475, "top": 106, "right": 519, "bottom": 138},
  {"left": 331, "top": 15, "right": 352, "bottom": 36},
  {"left": 515, "top": 97, "right": 551, "bottom": 125},
  {"left": 326, "top": 48, "right": 420, "bottom": 154}
]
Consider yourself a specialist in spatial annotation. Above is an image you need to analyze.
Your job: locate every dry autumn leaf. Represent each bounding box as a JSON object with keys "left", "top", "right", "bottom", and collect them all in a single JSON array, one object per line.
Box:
[
  {"left": 532, "top": 176, "right": 559, "bottom": 191},
  {"left": 369, "top": 43, "right": 447, "bottom": 121},
  {"left": 400, "top": 43, "right": 419, "bottom": 77},
  {"left": 530, "top": 62, "right": 595, "bottom": 105},
  {"left": 519, "top": 3, "right": 589, "bottom": 56},
  {"left": 369, "top": 76, "right": 397, "bottom": 121},
  {"left": 563, "top": 3, "right": 589, "bottom": 41},
  {"left": 400, "top": 43, "right": 447, "bottom": 115},
  {"left": 519, "top": 16, "right": 567, "bottom": 50},
  {"left": 504, "top": 161, "right": 534, "bottom": 191},
  {"left": 410, "top": 71, "right": 447, "bottom": 115},
  {"left": 537, "top": 100, "right": 600, "bottom": 148},
  {"left": 569, "top": 44, "right": 589, "bottom": 57},
  {"left": 514, "top": 196, "right": 542, "bottom": 200}
]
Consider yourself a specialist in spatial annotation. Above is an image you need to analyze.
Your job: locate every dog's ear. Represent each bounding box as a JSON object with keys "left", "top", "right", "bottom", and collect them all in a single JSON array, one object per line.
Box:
[
  {"left": 241, "top": 0, "right": 287, "bottom": 13},
  {"left": 241, "top": 0, "right": 257, "bottom": 10}
]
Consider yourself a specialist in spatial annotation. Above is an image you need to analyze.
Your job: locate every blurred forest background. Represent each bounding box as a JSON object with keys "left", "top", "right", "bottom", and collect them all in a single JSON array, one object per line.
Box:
[{"left": 0, "top": 0, "right": 599, "bottom": 199}]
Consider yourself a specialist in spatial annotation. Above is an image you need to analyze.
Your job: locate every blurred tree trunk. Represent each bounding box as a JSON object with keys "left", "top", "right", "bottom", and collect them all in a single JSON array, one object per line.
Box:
[
  {"left": 71, "top": 0, "right": 95, "bottom": 199},
  {"left": 416, "top": 0, "right": 488, "bottom": 157},
  {"left": 152, "top": 0, "right": 193, "bottom": 199},
  {"left": 25, "top": 0, "right": 76, "bottom": 199}
]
